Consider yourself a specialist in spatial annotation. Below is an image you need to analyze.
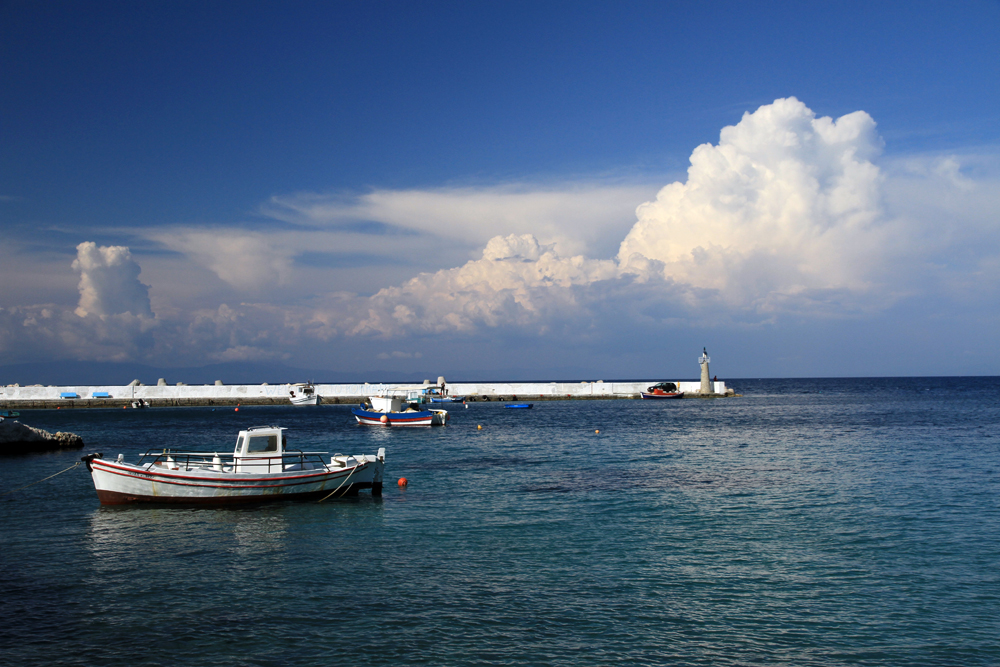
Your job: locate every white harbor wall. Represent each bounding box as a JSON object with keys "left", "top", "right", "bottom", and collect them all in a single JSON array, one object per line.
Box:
[{"left": 0, "top": 380, "right": 727, "bottom": 402}]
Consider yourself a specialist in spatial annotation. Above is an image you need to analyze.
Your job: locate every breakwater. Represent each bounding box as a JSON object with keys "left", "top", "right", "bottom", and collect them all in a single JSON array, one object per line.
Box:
[{"left": 0, "top": 379, "right": 732, "bottom": 408}]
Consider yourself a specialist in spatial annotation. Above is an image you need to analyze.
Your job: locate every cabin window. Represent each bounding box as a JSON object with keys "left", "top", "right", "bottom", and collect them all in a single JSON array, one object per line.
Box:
[
  {"left": 247, "top": 435, "right": 278, "bottom": 452},
  {"left": 235, "top": 435, "right": 244, "bottom": 453}
]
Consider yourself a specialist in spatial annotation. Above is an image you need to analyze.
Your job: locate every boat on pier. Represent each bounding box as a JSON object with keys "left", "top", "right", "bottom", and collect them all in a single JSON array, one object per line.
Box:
[
  {"left": 289, "top": 383, "right": 321, "bottom": 406},
  {"left": 641, "top": 382, "right": 684, "bottom": 399}
]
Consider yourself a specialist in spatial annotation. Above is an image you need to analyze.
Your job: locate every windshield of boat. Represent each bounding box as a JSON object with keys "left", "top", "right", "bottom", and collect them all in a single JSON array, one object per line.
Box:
[{"left": 247, "top": 434, "right": 278, "bottom": 452}]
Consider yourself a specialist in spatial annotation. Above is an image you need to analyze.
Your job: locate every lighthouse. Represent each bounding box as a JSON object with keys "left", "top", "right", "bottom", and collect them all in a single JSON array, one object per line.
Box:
[{"left": 699, "top": 348, "right": 711, "bottom": 395}]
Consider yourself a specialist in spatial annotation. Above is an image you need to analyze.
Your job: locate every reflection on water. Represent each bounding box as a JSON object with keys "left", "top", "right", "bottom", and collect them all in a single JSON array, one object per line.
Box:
[{"left": 86, "top": 506, "right": 291, "bottom": 567}]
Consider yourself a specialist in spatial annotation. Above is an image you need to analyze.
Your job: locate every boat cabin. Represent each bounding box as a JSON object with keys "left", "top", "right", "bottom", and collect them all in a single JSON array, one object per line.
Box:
[
  {"left": 368, "top": 395, "right": 407, "bottom": 413},
  {"left": 233, "top": 426, "right": 288, "bottom": 472},
  {"left": 367, "top": 390, "right": 429, "bottom": 413}
]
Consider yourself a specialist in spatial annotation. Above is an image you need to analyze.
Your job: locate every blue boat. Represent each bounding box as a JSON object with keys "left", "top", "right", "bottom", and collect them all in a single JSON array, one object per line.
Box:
[
  {"left": 504, "top": 403, "right": 533, "bottom": 409},
  {"left": 352, "top": 390, "right": 448, "bottom": 426},
  {"left": 352, "top": 406, "right": 440, "bottom": 426}
]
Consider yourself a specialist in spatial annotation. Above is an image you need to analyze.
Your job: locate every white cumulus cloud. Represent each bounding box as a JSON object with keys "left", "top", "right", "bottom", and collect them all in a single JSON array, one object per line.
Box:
[
  {"left": 73, "top": 242, "right": 154, "bottom": 318},
  {"left": 618, "top": 97, "right": 892, "bottom": 307},
  {"left": 345, "top": 233, "right": 621, "bottom": 337}
]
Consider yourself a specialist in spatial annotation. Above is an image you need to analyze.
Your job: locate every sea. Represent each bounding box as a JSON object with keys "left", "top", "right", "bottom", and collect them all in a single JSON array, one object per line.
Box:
[{"left": 1, "top": 377, "right": 998, "bottom": 666}]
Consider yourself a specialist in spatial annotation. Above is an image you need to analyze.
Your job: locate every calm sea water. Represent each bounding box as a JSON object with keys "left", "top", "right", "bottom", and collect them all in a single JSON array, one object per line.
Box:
[{"left": 1, "top": 378, "right": 998, "bottom": 666}]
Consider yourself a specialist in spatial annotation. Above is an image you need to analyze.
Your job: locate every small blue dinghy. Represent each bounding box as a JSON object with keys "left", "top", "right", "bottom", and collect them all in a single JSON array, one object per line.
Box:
[{"left": 504, "top": 403, "right": 533, "bottom": 409}]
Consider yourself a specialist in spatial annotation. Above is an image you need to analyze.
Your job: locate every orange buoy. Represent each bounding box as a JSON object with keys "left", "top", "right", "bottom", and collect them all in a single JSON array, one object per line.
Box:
[
  {"left": 477, "top": 424, "right": 482, "bottom": 430},
  {"left": 380, "top": 414, "right": 389, "bottom": 425},
  {"left": 398, "top": 477, "right": 408, "bottom": 487},
  {"left": 235, "top": 407, "right": 239, "bottom": 412},
  {"left": 595, "top": 429, "right": 600, "bottom": 434}
]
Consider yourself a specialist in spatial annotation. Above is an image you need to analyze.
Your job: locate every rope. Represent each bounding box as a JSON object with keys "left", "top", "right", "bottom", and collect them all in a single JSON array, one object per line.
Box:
[
  {"left": 1, "top": 461, "right": 81, "bottom": 497},
  {"left": 317, "top": 461, "right": 361, "bottom": 503}
]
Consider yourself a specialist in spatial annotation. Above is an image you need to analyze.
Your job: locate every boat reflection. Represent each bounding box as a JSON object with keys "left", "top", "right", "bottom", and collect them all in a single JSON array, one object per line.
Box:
[{"left": 86, "top": 506, "right": 291, "bottom": 565}]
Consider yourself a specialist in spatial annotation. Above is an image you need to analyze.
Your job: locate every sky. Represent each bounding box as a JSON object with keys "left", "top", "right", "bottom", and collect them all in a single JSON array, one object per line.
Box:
[{"left": 1, "top": 0, "right": 999, "bottom": 380}]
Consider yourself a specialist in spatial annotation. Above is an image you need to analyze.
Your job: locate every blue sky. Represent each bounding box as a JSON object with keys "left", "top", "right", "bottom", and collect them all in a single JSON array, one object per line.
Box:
[{"left": 2, "top": 1, "right": 999, "bottom": 379}]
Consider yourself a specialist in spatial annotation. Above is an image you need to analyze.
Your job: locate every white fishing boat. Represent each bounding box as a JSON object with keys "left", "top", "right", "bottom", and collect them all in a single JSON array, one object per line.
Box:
[
  {"left": 352, "top": 388, "right": 448, "bottom": 426},
  {"left": 81, "top": 425, "right": 384, "bottom": 505},
  {"left": 289, "top": 383, "right": 321, "bottom": 406}
]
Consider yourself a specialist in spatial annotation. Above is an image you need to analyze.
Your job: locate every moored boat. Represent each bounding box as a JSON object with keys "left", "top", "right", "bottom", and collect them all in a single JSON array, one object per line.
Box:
[
  {"left": 289, "top": 383, "right": 321, "bottom": 406},
  {"left": 352, "top": 390, "right": 448, "bottom": 426},
  {"left": 424, "top": 387, "right": 465, "bottom": 403},
  {"left": 641, "top": 382, "right": 684, "bottom": 399},
  {"left": 81, "top": 425, "right": 384, "bottom": 505},
  {"left": 504, "top": 403, "right": 533, "bottom": 409}
]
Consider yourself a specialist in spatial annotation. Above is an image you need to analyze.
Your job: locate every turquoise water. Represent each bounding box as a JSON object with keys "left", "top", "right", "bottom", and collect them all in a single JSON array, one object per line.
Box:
[{"left": 2, "top": 378, "right": 999, "bottom": 665}]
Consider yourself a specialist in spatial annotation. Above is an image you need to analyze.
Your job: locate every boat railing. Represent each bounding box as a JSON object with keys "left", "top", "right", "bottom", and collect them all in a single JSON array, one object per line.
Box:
[{"left": 135, "top": 449, "right": 333, "bottom": 473}]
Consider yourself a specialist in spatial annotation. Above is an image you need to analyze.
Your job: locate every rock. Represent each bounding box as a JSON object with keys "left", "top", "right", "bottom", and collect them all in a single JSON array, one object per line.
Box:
[{"left": 0, "top": 419, "right": 85, "bottom": 454}]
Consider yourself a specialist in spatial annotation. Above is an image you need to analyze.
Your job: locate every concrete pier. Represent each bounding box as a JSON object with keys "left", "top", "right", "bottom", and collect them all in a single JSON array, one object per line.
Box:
[{"left": 0, "top": 379, "right": 733, "bottom": 409}]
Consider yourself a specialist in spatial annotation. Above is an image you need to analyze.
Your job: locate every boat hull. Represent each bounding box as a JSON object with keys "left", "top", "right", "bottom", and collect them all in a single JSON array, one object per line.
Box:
[
  {"left": 290, "top": 395, "right": 321, "bottom": 405},
  {"left": 641, "top": 392, "right": 684, "bottom": 399},
  {"left": 88, "top": 457, "right": 381, "bottom": 505},
  {"left": 351, "top": 407, "right": 446, "bottom": 426}
]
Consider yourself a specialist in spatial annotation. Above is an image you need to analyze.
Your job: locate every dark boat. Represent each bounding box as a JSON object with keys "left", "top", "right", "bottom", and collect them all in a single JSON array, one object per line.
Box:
[{"left": 641, "top": 382, "right": 684, "bottom": 400}]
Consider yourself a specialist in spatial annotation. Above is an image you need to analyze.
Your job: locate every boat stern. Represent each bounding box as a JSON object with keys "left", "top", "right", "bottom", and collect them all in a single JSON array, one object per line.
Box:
[{"left": 373, "top": 447, "right": 385, "bottom": 496}]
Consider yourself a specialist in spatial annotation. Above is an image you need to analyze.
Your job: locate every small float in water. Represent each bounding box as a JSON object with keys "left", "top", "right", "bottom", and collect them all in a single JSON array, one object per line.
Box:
[
  {"left": 352, "top": 389, "right": 448, "bottom": 427},
  {"left": 641, "top": 382, "right": 684, "bottom": 400},
  {"left": 289, "top": 383, "right": 321, "bottom": 406},
  {"left": 81, "top": 425, "right": 384, "bottom": 505},
  {"left": 504, "top": 403, "right": 533, "bottom": 409}
]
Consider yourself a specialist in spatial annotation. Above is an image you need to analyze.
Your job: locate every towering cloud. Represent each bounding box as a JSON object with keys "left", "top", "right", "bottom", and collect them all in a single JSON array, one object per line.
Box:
[
  {"left": 73, "top": 242, "right": 154, "bottom": 318},
  {"left": 618, "top": 97, "right": 889, "bottom": 306}
]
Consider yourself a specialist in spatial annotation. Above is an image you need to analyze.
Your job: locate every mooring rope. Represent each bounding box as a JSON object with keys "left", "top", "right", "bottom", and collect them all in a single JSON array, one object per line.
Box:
[
  {"left": 1, "top": 461, "right": 81, "bottom": 497},
  {"left": 317, "top": 462, "right": 361, "bottom": 503}
]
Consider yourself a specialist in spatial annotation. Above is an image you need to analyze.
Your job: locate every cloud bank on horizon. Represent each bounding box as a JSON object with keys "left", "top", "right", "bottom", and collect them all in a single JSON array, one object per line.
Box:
[{"left": 1, "top": 98, "right": 997, "bottom": 371}]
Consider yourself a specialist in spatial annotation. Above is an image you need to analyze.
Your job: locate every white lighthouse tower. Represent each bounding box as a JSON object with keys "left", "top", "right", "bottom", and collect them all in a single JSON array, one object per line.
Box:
[{"left": 699, "top": 348, "right": 711, "bottom": 395}]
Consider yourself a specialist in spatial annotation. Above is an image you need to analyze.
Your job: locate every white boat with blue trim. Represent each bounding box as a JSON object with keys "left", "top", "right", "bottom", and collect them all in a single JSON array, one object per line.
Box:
[
  {"left": 81, "top": 425, "right": 384, "bottom": 505},
  {"left": 352, "top": 389, "right": 448, "bottom": 427}
]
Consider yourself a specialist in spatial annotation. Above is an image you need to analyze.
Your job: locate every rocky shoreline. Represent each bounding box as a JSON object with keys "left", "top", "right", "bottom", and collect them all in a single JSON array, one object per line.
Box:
[{"left": 0, "top": 418, "right": 85, "bottom": 455}]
